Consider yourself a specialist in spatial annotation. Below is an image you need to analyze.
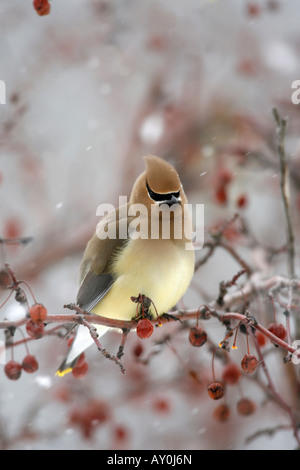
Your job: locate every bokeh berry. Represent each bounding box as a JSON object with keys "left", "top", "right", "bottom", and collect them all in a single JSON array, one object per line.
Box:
[
  {"left": 213, "top": 404, "right": 231, "bottom": 422},
  {"left": 222, "top": 363, "right": 241, "bottom": 385},
  {"left": 237, "top": 397, "right": 256, "bottom": 416}
]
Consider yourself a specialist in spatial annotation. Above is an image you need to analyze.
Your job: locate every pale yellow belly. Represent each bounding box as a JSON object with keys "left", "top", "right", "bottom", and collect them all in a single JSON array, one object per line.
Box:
[{"left": 91, "top": 238, "right": 195, "bottom": 321}]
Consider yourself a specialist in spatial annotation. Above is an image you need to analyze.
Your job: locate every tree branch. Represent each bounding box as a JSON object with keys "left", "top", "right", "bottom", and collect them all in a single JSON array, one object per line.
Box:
[{"left": 272, "top": 107, "right": 295, "bottom": 279}]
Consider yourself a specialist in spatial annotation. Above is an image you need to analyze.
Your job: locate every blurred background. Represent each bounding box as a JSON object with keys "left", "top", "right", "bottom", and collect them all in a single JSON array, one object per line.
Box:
[{"left": 1, "top": 0, "right": 300, "bottom": 450}]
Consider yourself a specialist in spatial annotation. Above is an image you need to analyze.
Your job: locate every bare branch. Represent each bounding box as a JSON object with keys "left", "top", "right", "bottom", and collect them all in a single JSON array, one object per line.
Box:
[{"left": 272, "top": 107, "right": 295, "bottom": 279}]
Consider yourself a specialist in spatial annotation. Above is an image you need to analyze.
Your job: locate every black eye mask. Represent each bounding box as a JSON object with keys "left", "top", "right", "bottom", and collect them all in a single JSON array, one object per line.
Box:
[{"left": 146, "top": 181, "right": 180, "bottom": 202}]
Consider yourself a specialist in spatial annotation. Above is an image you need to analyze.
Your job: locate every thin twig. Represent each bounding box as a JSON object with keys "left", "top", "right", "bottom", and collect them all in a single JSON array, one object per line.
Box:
[
  {"left": 272, "top": 107, "right": 295, "bottom": 279},
  {"left": 251, "top": 329, "right": 300, "bottom": 447},
  {"left": 79, "top": 317, "right": 126, "bottom": 374},
  {"left": 245, "top": 424, "right": 295, "bottom": 445}
]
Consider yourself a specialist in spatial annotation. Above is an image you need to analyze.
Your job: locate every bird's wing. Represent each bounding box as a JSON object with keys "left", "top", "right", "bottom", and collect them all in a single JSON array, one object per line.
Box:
[
  {"left": 76, "top": 271, "right": 114, "bottom": 312},
  {"left": 56, "top": 204, "right": 130, "bottom": 376},
  {"left": 77, "top": 203, "right": 130, "bottom": 311}
]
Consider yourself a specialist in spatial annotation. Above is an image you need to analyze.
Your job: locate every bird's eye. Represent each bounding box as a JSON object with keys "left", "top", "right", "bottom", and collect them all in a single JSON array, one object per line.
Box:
[{"left": 146, "top": 182, "right": 180, "bottom": 202}]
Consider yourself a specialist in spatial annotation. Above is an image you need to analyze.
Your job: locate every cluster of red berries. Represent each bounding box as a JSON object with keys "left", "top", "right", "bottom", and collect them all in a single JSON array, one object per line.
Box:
[
  {"left": 188, "top": 319, "right": 288, "bottom": 407},
  {"left": 25, "top": 303, "right": 47, "bottom": 339},
  {"left": 213, "top": 168, "right": 248, "bottom": 209},
  {"left": 213, "top": 397, "right": 256, "bottom": 422},
  {"left": 4, "top": 303, "right": 48, "bottom": 380},
  {"left": 69, "top": 399, "right": 128, "bottom": 443},
  {"left": 214, "top": 168, "right": 232, "bottom": 206},
  {"left": 207, "top": 354, "right": 259, "bottom": 401},
  {"left": 208, "top": 361, "right": 256, "bottom": 421},
  {"left": 5, "top": 354, "right": 39, "bottom": 380},
  {"left": 213, "top": 167, "right": 248, "bottom": 209},
  {"left": 69, "top": 399, "right": 111, "bottom": 439}
]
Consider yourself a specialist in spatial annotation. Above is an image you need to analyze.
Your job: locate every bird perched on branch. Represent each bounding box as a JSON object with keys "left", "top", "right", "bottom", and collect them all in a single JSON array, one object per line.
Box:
[{"left": 56, "top": 155, "right": 195, "bottom": 376}]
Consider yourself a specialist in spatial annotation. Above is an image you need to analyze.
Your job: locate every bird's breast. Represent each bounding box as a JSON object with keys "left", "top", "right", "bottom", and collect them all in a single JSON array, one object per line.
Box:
[{"left": 92, "top": 238, "right": 195, "bottom": 321}]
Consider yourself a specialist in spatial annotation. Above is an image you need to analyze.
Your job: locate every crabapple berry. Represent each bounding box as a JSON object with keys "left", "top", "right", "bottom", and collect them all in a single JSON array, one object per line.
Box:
[
  {"left": 5, "top": 360, "right": 22, "bottom": 380},
  {"left": 136, "top": 318, "right": 153, "bottom": 339},
  {"left": 213, "top": 404, "right": 231, "bottom": 422},
  {"left": 189, "top": 326, "right": 207, "bottom": 347},
  {"left": 33, "top": 0, "right": 51, "bottom": 16},
  {"left": 132, "top": 342, "right": 144, "bottom": 358},
  {"left": 29, "top": 303, "right": 47, "bottom": 323},
  {"left": 241, "top": 354, "right": 259, "bottom": 374},
  {"left": 268, "top": 323, "right": 286, "bottom": 341},
  {"left": 208, "top": 382, "right": 225, "bottom": 400},
  {"left": 26, "top": 319, "right": 45, "bottom": 339},
  {"left": 215, "top": 186, "right": 228, "bottom": 205},
  {"left": 237, "top": 397, "right": 256, "bottom": 416},
  {"left": 236, "top": 194, "right": 248, "bottom": 209},
  {"left": 22, "top": 354, "right": 39, "bottom": 373},
  {"left": 72, "top": 360, "right": 89, "bottom": 378},
  {"left": 256, "top": 331, "right": 267, "bottom": 347},
  {"left": 222, "top": 363, "right": 241, "bottom": 385}
]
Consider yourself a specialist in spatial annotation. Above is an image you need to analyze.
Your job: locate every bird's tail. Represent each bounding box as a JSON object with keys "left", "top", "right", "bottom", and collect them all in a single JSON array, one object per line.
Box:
[{"left": 55, "top": 324, "right": 108, "bottom": 377}]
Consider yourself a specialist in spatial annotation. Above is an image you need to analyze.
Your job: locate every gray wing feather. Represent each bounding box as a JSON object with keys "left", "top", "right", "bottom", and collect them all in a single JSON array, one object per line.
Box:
[
  {"left": 56, "top": 204, "right": 130, "bottom": 374},
  {"left": 76, "top": 271, "right": 115, "bottom": 312}
]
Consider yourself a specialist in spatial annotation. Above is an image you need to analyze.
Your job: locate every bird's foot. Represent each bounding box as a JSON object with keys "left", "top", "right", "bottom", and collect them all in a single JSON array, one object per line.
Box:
[{"left": 161, "top": 312, "right": 182, "bottom": 323}]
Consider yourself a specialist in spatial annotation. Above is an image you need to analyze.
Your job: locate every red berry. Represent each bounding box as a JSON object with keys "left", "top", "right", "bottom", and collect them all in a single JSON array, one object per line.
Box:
[
  {"left": 72, "top": 360, "right": 88, "bottom": 378},
  {"left": 256, "top": 331, "right": 267, "bottom": 347},
  {"left": 217, "top": 168, "right": 233, "bottom": 186},
  {"left": 152, "top": 397, "right": 171, "bottom": 414},
  {"left": 236, "top": 194, "right": 248, "bottom": 209},
  {"left": 268, "top": 323, "right": 286, "bottom": 341},
  {"left": 29, "top": 303, "right": 47, "bottom": 323},
  {"left": 213, "top": 404, "right": 231, "bottom": 422},
  {"left": 136, "top": 318, "right": 153, "bottom": 339},
  {"left": 33, "top": 0, "right": 51, "bottom": 16},
  {"left": 241, "top": 354, "right": 259, "bottom": 374},
  {"left": 189, "top": 326, "right": 207, "bottom": 347},
  {"left": 237, "top": 397, "right": 256, "bottom": 416},
  {"left": 208, "top": 382, "right": 225, "bottom": 400},
  {"left": 222, "top": 363, "right": 241, "bottom": 385},
  {"left": 4, "top": 218, "right": 22, "bottom": 239},
  {"left": 132, "top": 342, "right": 144, "bottom": 358},
  {"left": 215, "top": 186, "right": 228, "bottom": 205},
  {"left": 69, "top": 409, "right": 92, "bottom": 439},
  {"left": 86, "top": 399, "right": 110, "bottom": 424},
  {"left": 26, "top": 319, "right": 45, "bottom": 339},
  {"left": 22, "top": 354, "right": 39, "bottom": 373},
  {"left": 76, "top": 352, "right": 86, "bottom": 368},
  {"left": 5, "top": 360, "right": 22, "bottom": 380},
  {"left": 113, "top": 425, "right": 129, "bottom": 442},
  {"left": 246, "top": 3, "right": 261, "bottom": 17},
  {"left": 69, "top": 400, "right": 110, "bottom": 439}
]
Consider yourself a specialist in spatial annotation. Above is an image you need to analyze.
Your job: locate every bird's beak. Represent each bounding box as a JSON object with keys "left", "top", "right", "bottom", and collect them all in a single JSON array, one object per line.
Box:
[{"left": 160, "top": 194, "right": 179, "bottom": 207}]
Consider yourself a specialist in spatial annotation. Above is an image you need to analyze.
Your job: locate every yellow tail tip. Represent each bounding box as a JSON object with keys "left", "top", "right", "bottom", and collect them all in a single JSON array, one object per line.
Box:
[{"left": 55, "top": 367, "right": 73, "bottom": 377}]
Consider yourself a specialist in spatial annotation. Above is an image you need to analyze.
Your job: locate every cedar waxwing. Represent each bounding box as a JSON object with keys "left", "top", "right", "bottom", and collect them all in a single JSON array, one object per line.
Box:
[{"left": 56, "top": 155, "right": 195, "bottom": 376}]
